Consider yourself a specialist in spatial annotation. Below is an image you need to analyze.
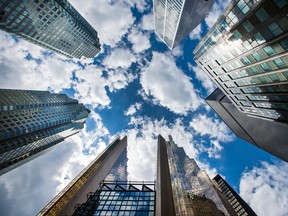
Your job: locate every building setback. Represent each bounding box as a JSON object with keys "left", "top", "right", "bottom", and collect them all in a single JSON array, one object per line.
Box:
[
  {"left": 0, "top": 0, "right": 101, "bottom": 58},
  {"left": 0, "top": 89, "right": 90, "bottom": 176},
  {"left": 213, "top": 174, "right": 257, "bottom": 216},
  {"left": 206, "top": 88, "right": 288, "bottom": 162},
  {"left": 194, "top": 0, "right": 288, "bottom": 123},
  {"left": 153, "top": 0, "right": 215, "bottom": 49}
]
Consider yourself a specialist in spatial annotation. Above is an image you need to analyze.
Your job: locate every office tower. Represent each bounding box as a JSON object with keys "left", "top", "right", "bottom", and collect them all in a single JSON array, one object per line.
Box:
[
  {"left": 213, "top": 174, "right": 257, "bottom": 216},
  {"left": 206, "top": 88, "right": 288, "bottom": 162},
  {"left": 153, "top": 0, "right": 215, "bottom": 49},
  {"left": 0, "top": 0, "right": 101, "bottom": 58},
  {"left": 39, "top": 136, "right": 156, "bottom": 216},
  {"left": 194, "top": 0, "right": 288, "bottom": 123},
  {"left": 157, "top": 135, "right": 232, "bottom": 215},
  {"left": 0, "top": 89, "right": 90, "bottom": 176}
]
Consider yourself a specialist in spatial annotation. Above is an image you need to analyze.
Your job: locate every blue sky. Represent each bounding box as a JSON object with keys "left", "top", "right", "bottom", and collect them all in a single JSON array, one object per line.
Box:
[{"left": 0, "top": 0, "right": 288, "bottom": 215}]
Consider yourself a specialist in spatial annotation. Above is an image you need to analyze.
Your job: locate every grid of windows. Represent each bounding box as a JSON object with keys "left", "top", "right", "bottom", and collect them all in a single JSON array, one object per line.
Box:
[
  {"left": 0, "top": 0, "right": 100, "bottom": 58},
  {"left": 73, "top": 182, "right": 155, "bottom": 216},
  {"left": 194, "top": 0, "right": 288, "bottom": 122},
  {"left": 0, "top": 89, "right": 89, "bottom": 175}
]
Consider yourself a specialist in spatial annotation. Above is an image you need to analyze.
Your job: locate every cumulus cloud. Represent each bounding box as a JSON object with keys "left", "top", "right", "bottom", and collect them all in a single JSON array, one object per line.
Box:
[
  {"left": 140, "top": 52, "right": 203, "bottom": 115},
  {"left": 189, "top": 24, "right": 203, "bottom": 40},
  {"left": 0, "top": 31, "right": 77, "bottom": 92},
  {"left": 106, "top": 68, "right": 137, "bottom": 92},
  {"left": 103, "top": 48, "right": 137, "bottom": 69},
  {"left": 205, "top": 0, "right": 230, "bottom": 28},
  {"left": 140, "top": 13, "right": 154, "bottom": 31},
  {"left": 0, "top": 112, "right": 110, "bottom": 216},
  {"left": 125, "top": 102, "right": 142, "bottom": 116},
  {"left": 188, "top": 63, "right": 216, "bottom": 95},
  {"left": 189, "top": 114, "right": 234, "bottom": 158},
  {"left": 240, "top": 161, "right": 288, "bottom": 216},
  {"left": 128, "top": 28, "right": 151, "bottom": 53},
  {"left": 69, "top": 0, "right": 135, "bottom": 47}
]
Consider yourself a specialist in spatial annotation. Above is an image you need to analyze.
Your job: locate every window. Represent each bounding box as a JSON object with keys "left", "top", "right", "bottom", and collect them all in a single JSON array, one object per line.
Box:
[
  {"left": 273, "top": 0, "right": 288, "bottom": 9},
  {"left": 255, "top": 8, "right": 269, "bottom": 22},
  {"left": 279, "top": 37, "right": 288, "bottom": 50},
  {"left": 261, "top": 63, "right": 271, "bottom": 71},
  {"left": 274, "top": 58, "right": 286, "bottom": 68},
  {"left": 252, "top": 52, "right": 262, "bottom": 61},
  {"left": 233, "top": 30, "right": 242, "bottom": 39},
  {"left": 253, "top": 33, "right": 266, "bottom": 44},
  {"left": 241, "top": 56, "right": 251, "bottom": 65},
  {"left": 250, "top": 66, "right": 259, "bottom": 74},
  {"left": 268, "top": 23, "right": 283, "bottom": 36},
  {"left": 258, "top": 76, "right": 267, "bottom": 84},
  {"left": 269, "top": 74, "right": 280, "bottom": 82},
  {"left": 242, "top": 20, "right": 254, "bottom": 32},
  {"left": 237, "top": 0, "right": 250, "bottom": 14},
  {"left": 263, "top": 46, "right": 276, "bottom": 56}
]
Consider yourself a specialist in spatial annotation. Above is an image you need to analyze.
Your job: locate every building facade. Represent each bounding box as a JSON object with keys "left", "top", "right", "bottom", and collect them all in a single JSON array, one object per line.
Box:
[
  {"left": 0, "top": 0, "right": 101, "bottom": 58},
  {"left": 213, "top": 174, "right": 257, "bottom": 216},
  {"left": 194, "top": 0, "right": 288, "bottom": 123},
  {"left": 157, "top": 135, "right": 231, "bottom": 216},
  {"left": 0, "top": 89, "right": 90, "bottom": 175},
  {"left": 153, "top": 0, "right": 215, "bottom": 49},
  {"left": 206, "top": 88, "right": 288, "bottom": 162}
]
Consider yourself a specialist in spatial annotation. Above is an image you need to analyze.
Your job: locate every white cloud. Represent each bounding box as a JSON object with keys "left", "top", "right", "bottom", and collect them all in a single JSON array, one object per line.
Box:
[
  {"left": 171, "top": 45, "right": 183, "bottom": 57},
  {"left": 0, "top": 31, "right": 77, "bottom": 92},
  {"left": 0, "top": 112, "right": 110, "bottom": 216},
  {"left": 106, "top": 68, "right": 137, "bottom": 92},
  {"left": 140, "top": 52, "right": 203, "bottom": 115},
  {"left": 205, "top": 0, "right": 230, "bottom": 28},
  {"left": 188, "top": 63, "right": 216, "bottom": 95},
  {"left": 69, "top": 0, "right": 135, "bottom": 47},
  {"left": 140, "top": 13, "right": 154, "bottom": 31},
  {"left": 128, "top": 28, "right": 151, "bottom": 53},
  {"left": 189, "top": 24, "right": 203, "bottom": 40},
  {"left": 73, "top": 65, "right": 111, "bottom": 108},
  {"left": 189, "top": 114, "right": 234, "bottom": 158},
  {"left": 240, "top": 161, "right": 288, "bottom": 216},
  {"left": 123, "top": 0, "right": 148, "bottom": 13},
  {"left": 125, "top": 102, "right": 142, "bottom": 116},
  {"left": 103, "top": 48, "right": 136, "bottom": 69}
]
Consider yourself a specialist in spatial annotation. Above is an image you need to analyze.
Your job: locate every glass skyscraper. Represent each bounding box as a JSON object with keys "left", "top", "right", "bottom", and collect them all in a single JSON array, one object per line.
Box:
[
  {"left": 0, "top": 0, "right": 101, "bottom": 58},
  {"left": 153, "top": 0, "right": 215, "bottom": 49},
  {"left": 194, "top": 0, "right": 288, "bottom": 123},
  {"left": 0, "top": 89, "right": 90, "bottom": 176}
]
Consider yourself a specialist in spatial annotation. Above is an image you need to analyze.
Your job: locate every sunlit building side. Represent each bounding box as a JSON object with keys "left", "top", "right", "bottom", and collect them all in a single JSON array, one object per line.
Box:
[
  {"left": 153, "top": 0, "right": 215, "bottom": 49},
  {"left": 194, "top": 0, "right": 288, "bottom": 123}
]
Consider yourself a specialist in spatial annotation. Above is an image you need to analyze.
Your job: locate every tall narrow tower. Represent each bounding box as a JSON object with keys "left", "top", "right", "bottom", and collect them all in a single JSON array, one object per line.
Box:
[
  {"left": 0, "top": 0, "right": 101, "bottom": 58},
  {"left": 153, "top": 0, "right": 215, "bottom": 49},
  {"left": 0, "top": 89, "right": 90, "bottom": 176}
]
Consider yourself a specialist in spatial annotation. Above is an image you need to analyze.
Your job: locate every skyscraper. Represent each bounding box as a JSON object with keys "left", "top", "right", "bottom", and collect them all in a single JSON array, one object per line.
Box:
[
  {"left": 153, "top": 0, "right": 215, "bottom": 49},
  {"left": 194, "top": 0, "right": 288, "bottom": 123},
  {"left": 206, "top": 88, "right": 288, "bottom": 162},
  {"left": 39, "top": 135, "right": 256, "bottom": 215},
  {"left": 157, "top": 135, "right": 231, "bottom": 215},
  {"left": 0, "top": 89, "right": 90, "bottom": 175},
  {"left": 0, "top": 0, "right": 101, "bottom": 58},
  {"left": 213, "top": 174, "right": 257, "bottom": 216},
  {"left": 38, "top": 136, "right": 155, "bottom": 216}
]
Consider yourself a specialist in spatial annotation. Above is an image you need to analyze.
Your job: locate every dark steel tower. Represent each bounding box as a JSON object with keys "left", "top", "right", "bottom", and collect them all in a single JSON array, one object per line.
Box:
[
  {"left": 0, "top": 0, "right": 101, "bottom": 58},
  {"left": 0, "top": 89, "right": 90, "bottom": 175}
]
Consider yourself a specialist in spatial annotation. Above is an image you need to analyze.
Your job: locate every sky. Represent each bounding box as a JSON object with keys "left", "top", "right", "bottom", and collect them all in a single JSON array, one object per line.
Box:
[{"left": 0, "top": 0, "right": 288, "bottom": 215}]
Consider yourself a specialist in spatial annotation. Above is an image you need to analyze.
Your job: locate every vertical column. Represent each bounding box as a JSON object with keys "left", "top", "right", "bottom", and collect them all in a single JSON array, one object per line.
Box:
[
  {"left": 38, "top": 136, "right": 127, "bottom": 216},
  {"left": 156, "top": 135, "right": 176, "bottom": 216}
]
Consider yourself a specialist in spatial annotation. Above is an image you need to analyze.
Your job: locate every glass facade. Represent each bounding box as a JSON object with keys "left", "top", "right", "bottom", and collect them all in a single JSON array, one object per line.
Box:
[
  {"left": 153, "top": 0, "right": 215, "bottom": 49},
  {"left": 213, "top": 174, "right": 257, "bottom": 216},
  {"left": 0, "top": 89, "right": 89, "bottom": 175},
  {"left": 165, "top": 136, "right": 229, "bottom": 215},
  {"left": 73, "top": 181, "right": 156, "bottom": 216},
  {"left": 194, "top": 0, "right": 288, "bottom": 123},
  {"left": 0, "top": 0, "right": 101, "bottom": 58}
]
